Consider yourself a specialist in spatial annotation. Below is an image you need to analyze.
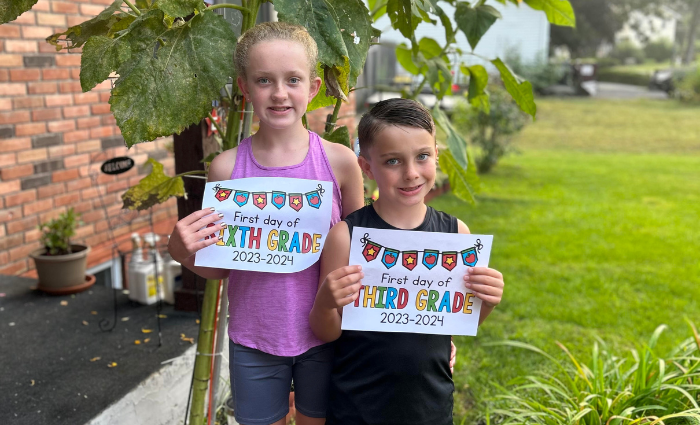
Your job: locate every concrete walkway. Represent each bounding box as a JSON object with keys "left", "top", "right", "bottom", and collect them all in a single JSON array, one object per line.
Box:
[{"left": 594, "top": 82, "right": 669, "bottom": 100}]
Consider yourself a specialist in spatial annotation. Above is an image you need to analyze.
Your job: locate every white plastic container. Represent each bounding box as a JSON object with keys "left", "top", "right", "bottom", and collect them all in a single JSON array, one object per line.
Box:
[
  {"left": 128, "top": 233, "right": 163, "bottom": 305},
  {"left": 161, "top": 237, "right": 182, "bottom": 305}
]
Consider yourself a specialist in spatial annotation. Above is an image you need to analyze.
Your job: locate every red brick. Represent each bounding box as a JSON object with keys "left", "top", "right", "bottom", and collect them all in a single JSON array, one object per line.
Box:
[
  {"left": 76, "top": 140, "right": 100, "bottom": 153},
  {"left": 0, "top": 138, "right": 31, "bottom": 153},
  {"left": 70, "top": 68, "right": 81, "bottom": 80},
  {"left": 63, "top": 105, "right": 90, "bottom": 118},
  {"left": 0, "top": 232, "right": 23, "bottom": 252},
  {"left": 0, "top": 261, "right": 28, "bottom": 275},
  {"left": 0, "top": 111, "right": 30, "bottom": 125},
  {"left": 81, "top": 186, "right": 99, "bottom": 200},
  {"left": 38, "top": 42, "right": 59, "bottom": 54},
  {"left": 5, "top": 189, "right": 37, "bottom": 207},
  {"left": 101, "top": 115, "right": 117, "bottom": 126},
  {"left": 77, "top": 116, "right": 101, "bottom": 129},
  {"left": 55, "top": 55, "right": 81, "bottom": 67},
  {"left": 32, "top": 108, "right": 63, "bottom": 122},
  {"left": 0, "top": 82, "right": 26, "bottom": 95},
  {"left": 73, "top": 92, "right": 99, "bottom": 104},
  {"left": 9, "top": 241, "right": 42, "bottom": 261},
  {"left": 48, "top": 144, "right": 75, "bottom": 158},
  {"left": 0, "top": 180, "right": 21, "bottom": 195},
  {"left": 67, "top": 16, "right": 86, "bottom": 27},
  {"left": 42, "top": 68, "right": 71, "bottom": 80},
  {"left": 47, "top": 119, "right": 76, "bottom": 133},
  {"left": 1, "top": 164, "right": 33, "bottom": 180},
  {"left": 21, "top": 26, "right": 54, "bottom": 39},
  {"left": 59, "top": 81, "right": 82, "bottom": 93},
  {"left": 90, "top": 126, "right": 113, "bottom": 138},
  {"left": 40, "top": 207, "right": 67, "bottom": 223},
  {"left": 28, "top": 81, "right": 57, "bottom": 94},
  {"left": 106, "top": 180, "right": 129, "bottom": 193},
  {"left": 33, "top": 0, "right": 50, "bottom": 11},
  {"left": 0, "top": 54, "right": 23, "bottom": 68},
  {"left": 63, "top": 129, "right": 89, "bottom": 143},
  {"left": 63, "top": 153, "right": 89, "bottom": 168},
  {"left": 80, "top": 4, "right": 106, "bottom": 15},
  {"left": 25, "top": 228, "right": 42, "bottom": 243},
  {"left": 9, "top": 69, "right": 40, "bottom": 82},
  {"left": 5, "top": 40, "right": 38, "bottom": 53},
  {"left": 67, "top": 177, "right": 91, "bottom": 192},
  {"left": 23, "top": 199, "right": 54, "bottom": 216},
  {"left": 99, "top": 92, "right": 111, "bottom": 102},
  {"left": 89, "top": 104, "right": 111, "bottom": 116},
  {"left": 0, "top": 25, "right": 21, "bottom": 38},
  {"left": 15, "top": 122, "right": 47, "bottom": 137},
  {"left": 93, "top": 81, "right": 112, "bottom": 91},
  {"left": 0, "top": 98, "right": 12, "bottom": 111},
  {"left": 37, "top": 12, "right": 66, "bottom": 27},
  {"left": 53, "top": 192, "right": 81, "bottom": 208},
  {"left": 0, "top": 206, "right": 21, "bottom": 223},
  {"left": 45, "top": 94, "right": 73, "bottom": 107},
  {"left": 52, "top": 1, "right": 80, "bottom": 14},
  {"left": 52, "top": 168, "right": 80, "bottom": 182},
  {"left": 17, "top": 147, "right": 48, "bottom": 163},
  {"left": 38, "top": 183, "right": 65, "bottom": 199},
  {"left": 0, "top": 69, "right": 8, "bottom": 82},
  {"left": 13, "top": 11, "right": 35, "bottom": 25},
  {"left": 14, "top": 97, "right": 44, "bottom": 109},
  {"left": 0, "top": 152, "right": 16, "bottom": 167},
  {"left": 80, "top": 209, "right": 105, "bottom": 224}
]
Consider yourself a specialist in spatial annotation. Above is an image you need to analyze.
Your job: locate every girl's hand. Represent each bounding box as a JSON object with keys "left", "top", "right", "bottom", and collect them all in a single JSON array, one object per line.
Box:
[
  {"left": 316, "top": 265, "right": 364, "bottom": 310},
  {"left": 463, "top": 267, "right": 504, "bottom": 308},
  {"left": 168, "top": 208, "right": 226, "bottom": 263}
]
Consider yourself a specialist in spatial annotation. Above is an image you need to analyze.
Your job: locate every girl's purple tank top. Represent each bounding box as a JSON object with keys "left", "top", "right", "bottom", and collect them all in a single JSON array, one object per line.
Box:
[{"left": 228, "top": 131, "right": 342, "bottom": 356}]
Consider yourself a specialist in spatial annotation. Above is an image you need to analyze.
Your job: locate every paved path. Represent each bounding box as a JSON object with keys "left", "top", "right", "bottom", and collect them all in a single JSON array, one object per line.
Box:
[{"left": 594, "top": 82, "right": 669, "bottom": 100}]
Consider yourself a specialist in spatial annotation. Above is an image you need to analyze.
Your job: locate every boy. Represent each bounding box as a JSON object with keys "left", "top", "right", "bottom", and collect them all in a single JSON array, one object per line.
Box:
[{"left": 309, "top": 98, "right": 505, "bottom": 425}]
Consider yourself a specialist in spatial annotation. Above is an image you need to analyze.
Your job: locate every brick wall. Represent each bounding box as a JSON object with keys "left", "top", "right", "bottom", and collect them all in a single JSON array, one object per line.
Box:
[{"left": 0, "top": 0, "right": 178, "bottom": 277}]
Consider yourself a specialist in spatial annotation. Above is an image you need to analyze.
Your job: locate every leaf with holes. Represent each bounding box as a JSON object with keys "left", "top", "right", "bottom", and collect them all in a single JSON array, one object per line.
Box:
[
  {"left": 455, "top": 2, "right": 501, "bottom": 50},
  {"left": 323, "top": 125, "right": 350, "bottom": 148},
  {"left": 80, "top": 35, "right": 131, "bottom": 92},
  {"left": 523, "top": 0, "right": 575, "bottom": 27},
  {"left": 154, "top": 0, "right": 201, "bottom": 17},
  {"left": 122, "top": 159, "right": 185, "bottom": 210},
  {"left": 492, "top": 58, "right": 536, "bottom": 118},
  {"left": 328, "top": 0, "right": 376, "bottom": 88},
  {"left": 46, "top": 0, "right": 125, "bottom": 50},
  {"left": 0, "top": 0, "right": 38, "bottom": 24},
  {"left": 308, "top": 64, "right": 336, "bottom": 112},
  {"left": 110, "top": 10, "right": 236, "bottom": 146}
]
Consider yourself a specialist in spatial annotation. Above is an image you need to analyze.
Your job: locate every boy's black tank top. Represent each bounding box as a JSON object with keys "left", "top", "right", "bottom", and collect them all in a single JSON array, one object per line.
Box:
[{"left": 326, "top": 204, "right": 457, "bottom": 425}]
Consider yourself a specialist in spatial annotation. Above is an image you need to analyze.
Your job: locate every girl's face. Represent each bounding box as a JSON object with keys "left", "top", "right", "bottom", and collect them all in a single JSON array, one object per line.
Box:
[
  {"left": 237, "top": 40, "right": 321, "bottom": 131},
  {"left": 359, "top": 125, "right": 438, "bottom": 208}
]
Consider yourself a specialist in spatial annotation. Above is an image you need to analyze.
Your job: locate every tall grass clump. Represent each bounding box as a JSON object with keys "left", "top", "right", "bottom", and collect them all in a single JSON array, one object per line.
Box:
[{"left": 488, "top": 321, "right": 700, "bottom": 425}]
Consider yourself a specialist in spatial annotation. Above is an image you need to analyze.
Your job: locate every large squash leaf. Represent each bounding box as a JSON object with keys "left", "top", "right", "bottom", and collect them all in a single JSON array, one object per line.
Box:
[
  {"left": 122, "top": 159, "right": 185, "bottom": 210},
  {"left": 454, "top": 2, "right": 501, "bottom": 50},
  {"left": 0, "top": 0, "right": 38, "bottom": 24},
  {"left": 308, "top": 64, "right": 336, "bottom": 112},
  {"left": 80, "top": 35, "right": 131, "bottom": 92},
  {"left": 323, "top": 125, "right": 350, "bottom": 148},
  {"left": 439, "top": 150, "right": 477, "bottom": 204},
  {"left": 154, "top": 0, "right": 201, "bottom": 17},
  {"left": 46, "top": 0, "right": 125, "bottom": 50},
  {"left": 492, "top": 58, "right": 536, "bottom": 118},
  {"left": 110, "top": 10, "right": 236, "bottom": 146},
  {"left": 329, "top": 0, "right": 376, "bottom": 88},
  {"left": 386, "top": 0, "right": 418, "bottom": 39},
  {"left": 523, "top": 0, "right": 575, "bottom": 27}
]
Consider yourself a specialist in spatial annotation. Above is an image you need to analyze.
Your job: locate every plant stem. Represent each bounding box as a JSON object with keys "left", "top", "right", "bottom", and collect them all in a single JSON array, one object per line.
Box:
[
  {"left": 207, "top": 3, "right": 249, "bottom": 14},
  {"left": 123, "top": 0, "right": 141, "bottom": 16},
  {"left": 326, "top": 97, "right": 343, "bottom": 133},
  {"left": 207, "top": 112, "right": 225, "bottom": 138}
]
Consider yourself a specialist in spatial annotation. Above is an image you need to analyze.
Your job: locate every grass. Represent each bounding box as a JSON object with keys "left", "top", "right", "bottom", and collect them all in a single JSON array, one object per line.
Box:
[{"left": 429, "top": 98, "right": 700, "bottom": 422}]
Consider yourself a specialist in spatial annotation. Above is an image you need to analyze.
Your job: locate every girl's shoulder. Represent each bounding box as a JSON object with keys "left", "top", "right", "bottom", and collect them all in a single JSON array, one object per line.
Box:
[
  {"left": 320, "top": 137, "right": 358, "bottom": 171},
  {"left": 208, "top": 146, "right": 239, "bottom": 182}
]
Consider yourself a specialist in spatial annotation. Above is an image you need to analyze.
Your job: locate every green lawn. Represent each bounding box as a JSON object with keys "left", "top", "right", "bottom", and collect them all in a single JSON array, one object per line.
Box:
[{"left": 430, "top": 98, "right": 700, "bottom": 422}]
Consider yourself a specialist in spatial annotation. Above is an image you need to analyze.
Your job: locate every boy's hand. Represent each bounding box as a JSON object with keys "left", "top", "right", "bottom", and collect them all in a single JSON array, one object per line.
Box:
[
  {"left": 316, "top": 265, "right": 364, "bottom": 310},
  {"left": 168, "top": 208, "right": 226, "bottom": 263},
  {"left": 463, "top": 267, "right": 504, "bottom": 308},
  {"left": 450, "top": 338, "right": 456, "bottom": 374}
]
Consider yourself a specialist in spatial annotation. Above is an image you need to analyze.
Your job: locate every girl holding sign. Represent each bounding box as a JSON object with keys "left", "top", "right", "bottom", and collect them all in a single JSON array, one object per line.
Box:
[
  {"left": 167, "top": 22, "right": 365, "bottom": 425},
  {"left": 310, "top": 98, "right": 505, "bottom": 425}
]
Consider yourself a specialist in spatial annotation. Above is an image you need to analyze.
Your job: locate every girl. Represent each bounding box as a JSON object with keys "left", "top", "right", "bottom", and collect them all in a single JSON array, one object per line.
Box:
[{"left": 167, "top": 22, "right": 365, "bottom": 425}]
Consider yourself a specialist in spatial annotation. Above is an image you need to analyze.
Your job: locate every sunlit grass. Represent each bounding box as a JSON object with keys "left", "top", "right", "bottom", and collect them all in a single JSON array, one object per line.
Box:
[{"left": 430, "top": 98, "right": 700, "bottom": 422}]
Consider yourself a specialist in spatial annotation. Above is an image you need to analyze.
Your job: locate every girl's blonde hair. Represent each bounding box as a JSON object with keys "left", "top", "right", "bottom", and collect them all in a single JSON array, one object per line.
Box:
[{"left": 234, "top": 21, "right": 318, "bottom": 80}]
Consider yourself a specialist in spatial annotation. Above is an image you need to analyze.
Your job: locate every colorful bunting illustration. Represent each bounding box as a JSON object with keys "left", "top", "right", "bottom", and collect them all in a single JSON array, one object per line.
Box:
[
  {"left": 218, "top": 184, "right": 325, "bottom": 211},
  {"left": 358, "top": 235, "right": 484, "bottom": 271},
  {"left": 252, "top": 192, "right": 267, "bottom": 210}
]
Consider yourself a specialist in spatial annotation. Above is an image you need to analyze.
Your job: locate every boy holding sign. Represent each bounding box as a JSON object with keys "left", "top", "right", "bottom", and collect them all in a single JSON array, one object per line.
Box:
[{"left": 309, "top": 99, "right": 505, "bottom": 424}]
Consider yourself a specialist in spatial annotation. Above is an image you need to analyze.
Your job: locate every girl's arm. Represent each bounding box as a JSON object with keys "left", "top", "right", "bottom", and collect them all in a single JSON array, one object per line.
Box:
[
  {"left": 309, "top": 221, "right": 363, "bottom": 342},
  {"left": 166, "top": 148, "right": 239, "bottom": 281},
  {"left": 323, "top": 141, "right": 365, "bottom": 218},
  {"left": 457, "top": 219, "right": 504, "bottom": 324}
]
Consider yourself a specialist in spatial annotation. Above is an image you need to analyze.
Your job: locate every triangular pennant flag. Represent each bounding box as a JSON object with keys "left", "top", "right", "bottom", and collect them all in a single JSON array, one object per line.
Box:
[
  {"left": 214, "top": 185, "right": 232, "bottom": 202},
  {"left": 305, "top": 190, "right": 322, "bottom": 209},
  {"left": 362, "top": 241, "right": 382, "bottom": 262},
  {"left": 252, "top": 192, "right": 267, "bottom": 210},
  {"left": 441, "top": 252, "right": 457, "bottom": 271},
  {"left": 402, "top": 251, "right": 418, "bottom": 271},
  {"left": 461, "top": 247, "right": 478, "bottom": 267},
  {"left": 381, "top": 248, "right": 399, "bottom": 269},
  {"left": 289, "top": 194, "right": 303, "bottom": 212},
  {"left": 422, "top": 250, "right": 439, "bottom": 270},
  {"left": 233, "top": 190, "right": 249, "bottom": 207},
  {"left": 271, "top": 191, "right": 286, "bottom": 209}
]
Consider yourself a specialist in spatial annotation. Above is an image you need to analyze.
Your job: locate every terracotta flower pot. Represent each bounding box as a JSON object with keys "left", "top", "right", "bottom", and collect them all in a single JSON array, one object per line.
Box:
[{"left": 30, "top": 244, "right": 94, "bottom": 295}]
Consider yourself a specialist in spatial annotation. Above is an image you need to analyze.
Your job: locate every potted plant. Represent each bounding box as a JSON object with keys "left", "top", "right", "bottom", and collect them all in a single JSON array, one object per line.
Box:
[{"left": 29, "top": 208, "right": 94, "bottom": 295}]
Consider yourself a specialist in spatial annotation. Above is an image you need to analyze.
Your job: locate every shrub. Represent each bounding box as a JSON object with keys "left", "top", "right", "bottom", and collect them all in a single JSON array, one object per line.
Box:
[
  {"left": 452, "top": 86, "right": 528, "bottom": 174},
  {"left": 674, "top": 66, "right": 700, "bottom": 103},
  {"left": 610, "top": 41, "right": 646, "bottom": 64},
  {"left": 597, "top": 68, "right": 652, "bottom": 86},
  {"left": 489, "top": 322, "right": 700, "bottom": 425},
  {"left": 644, "top": 38, "right": 674, "bottom": 63},
  {"left": 504, "top": 49, "right": 566, "bottom": 93}
]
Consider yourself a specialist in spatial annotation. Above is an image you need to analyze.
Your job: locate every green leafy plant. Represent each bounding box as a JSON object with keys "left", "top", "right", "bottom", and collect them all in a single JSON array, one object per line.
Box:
[
  {"left": 504, "top": 49, "right": 566, "bottom": 94},
  {"left": 644, "top": 38, "right": 674, "bottom": 63},
  {"left": 452, "top": 86, "right": 528, "bottom": 173},
  {"left": 674, "top": 66, "right": 700, "bottom": 103},
  {"left": 488, "top": 322, "right": 700, "bottom": 425},
  {"left": 38, "top": 208, "right": 82, "bottom": 256},
  {"left": 610, "top": 40, "right": 646, "bottom": 64}
]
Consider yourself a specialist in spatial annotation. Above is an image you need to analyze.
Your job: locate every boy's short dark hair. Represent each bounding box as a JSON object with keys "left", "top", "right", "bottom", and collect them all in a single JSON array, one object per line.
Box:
[{"left": 358, "top": 98, "right": 435, "bottom": 157}]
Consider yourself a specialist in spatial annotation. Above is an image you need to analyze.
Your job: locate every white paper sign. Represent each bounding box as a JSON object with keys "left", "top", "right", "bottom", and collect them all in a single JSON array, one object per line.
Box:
[
  {"left": 342, "top": 227, "right": 493, "bottom": 336},
  {"left": 195, "top": 177, "right": 333, "bottom": 273}
]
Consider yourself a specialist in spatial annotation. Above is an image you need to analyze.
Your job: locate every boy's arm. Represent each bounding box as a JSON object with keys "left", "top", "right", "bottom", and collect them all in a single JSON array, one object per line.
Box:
[
  {"left": 309, "top": 221, "right": 363, "bottom": 342},
  {"left": 323, "top": 141, "right": 365, "bottom": 219},
  {"left": 457, "top": 219, "right": 504, "bottom": 325},
  {"left": 166, "top": 149, "right": 238, "bottom": 281}
]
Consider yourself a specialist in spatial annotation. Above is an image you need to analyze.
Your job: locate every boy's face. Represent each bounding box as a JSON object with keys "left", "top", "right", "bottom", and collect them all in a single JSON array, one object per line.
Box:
[
  {"left": 359, "top": 124, "right": 438, "bottom": 208},
  {"left": 237, "top": 40, "right": 321, "bottom": 131}
]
